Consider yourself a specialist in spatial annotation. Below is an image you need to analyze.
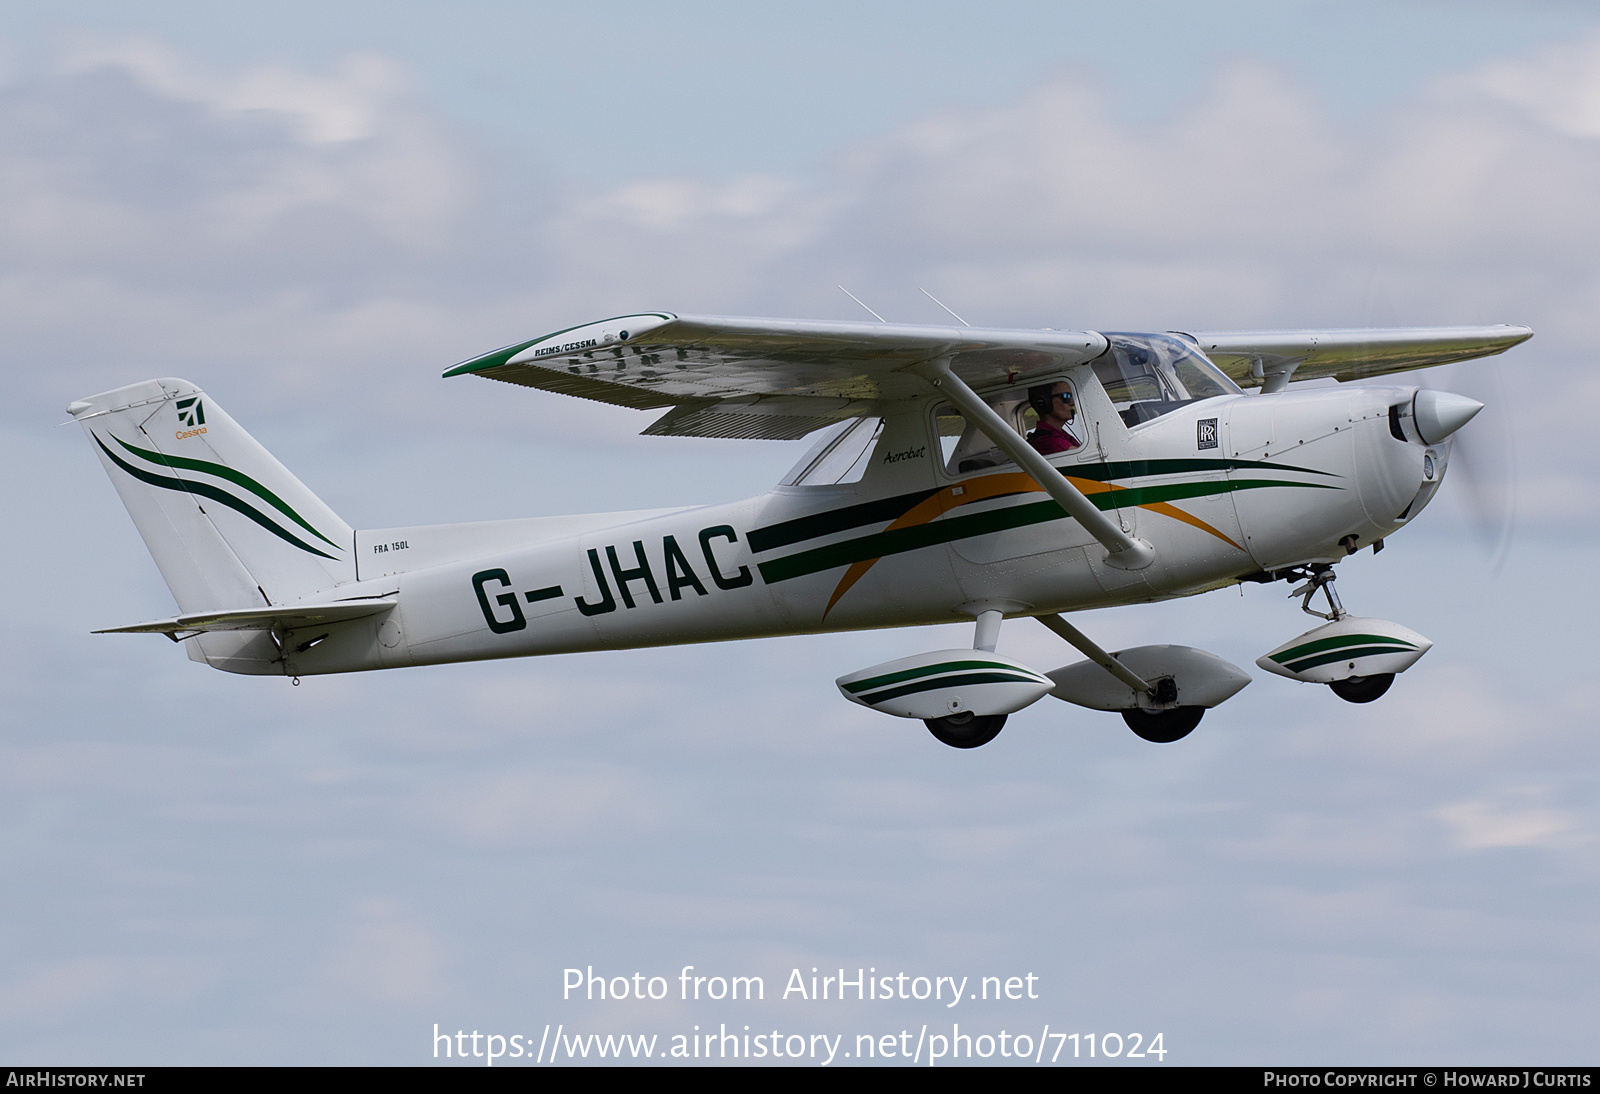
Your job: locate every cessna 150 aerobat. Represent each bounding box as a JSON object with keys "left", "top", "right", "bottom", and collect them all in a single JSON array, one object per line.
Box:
[{"left": 72, "top": 313, "right": 1530, "bottom": 747}]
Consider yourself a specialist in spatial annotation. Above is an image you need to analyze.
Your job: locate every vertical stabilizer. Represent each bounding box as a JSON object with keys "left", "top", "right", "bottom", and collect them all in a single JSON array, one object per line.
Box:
[{"left": 70, "top": 379, "right": 356, "bottom": 620}]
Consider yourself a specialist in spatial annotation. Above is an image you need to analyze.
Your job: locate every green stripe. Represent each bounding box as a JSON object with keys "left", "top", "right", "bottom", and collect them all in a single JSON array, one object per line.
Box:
[
  {"left": 1269, "top": 633, "right": 1418, "bottom": 664},
  {"left": 443, "top": 337, "right": 544, "bottom": 378},
  {"left": 1283, "top": 646, "right": 1418, "bottom": 674},
  {"left": 749, "top": 489, "right": 941, "bottom": 553},
  {"left": 859, "top": 671, "right": 1046, "bottom": 706},
  {"left": 1072, "top": 457, "right": 1340, "bottom": 482},
  {"left": 759, "top": 478, "right": 1337, "bottom": 584},
  {"left": 1114, "top": 478, "right": 1336, "bottom": 508},
  {"left": 95, "top": 435, "right": 340, "bottom": 561},
  {"left": 443, "top": 313, "right": 676, "bottom": 377},
  {"left": 843, "top": 658, "right": 1032, "bottom": 694},
  {"left": 748, "top": 458, "right": 1339, "bottom": 554},
  {"left": 113, "top": 435, "right": 339, "bottom": 549}
]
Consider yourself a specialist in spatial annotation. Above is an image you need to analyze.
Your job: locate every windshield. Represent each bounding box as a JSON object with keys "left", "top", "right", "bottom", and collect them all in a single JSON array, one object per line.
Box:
[{"left": 1093, "top": 333, "right": 1241, "bottom": 427}]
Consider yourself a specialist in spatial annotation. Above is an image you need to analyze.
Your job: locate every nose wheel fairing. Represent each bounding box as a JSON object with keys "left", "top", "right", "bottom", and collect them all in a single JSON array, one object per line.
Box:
[{"left": 1257, "top": 616, "right": 1432, "bottom": 685}]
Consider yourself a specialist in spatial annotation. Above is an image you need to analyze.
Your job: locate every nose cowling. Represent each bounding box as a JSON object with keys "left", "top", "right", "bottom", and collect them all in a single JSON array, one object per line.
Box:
[{"left": 1412, "top": 389, "right": 1483, "bottom": 445}]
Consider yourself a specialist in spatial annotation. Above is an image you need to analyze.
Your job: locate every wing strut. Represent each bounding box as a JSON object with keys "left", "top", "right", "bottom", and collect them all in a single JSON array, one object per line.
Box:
[{"left": 912, "top": 358, "right": 1155, "bottom": 570}]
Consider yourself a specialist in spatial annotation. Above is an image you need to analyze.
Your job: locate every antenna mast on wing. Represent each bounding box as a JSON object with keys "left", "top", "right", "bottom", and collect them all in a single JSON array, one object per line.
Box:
[
  {"left": 837, "top": 285, "right": 886, "bottom": 323},
  {"left": 919, "top": 287, "right": 970, "bottom": 327}
]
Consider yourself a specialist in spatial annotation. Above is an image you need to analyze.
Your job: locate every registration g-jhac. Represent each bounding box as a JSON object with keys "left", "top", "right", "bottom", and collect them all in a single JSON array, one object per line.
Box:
[{"left": 72, "top": 311, "right": 1527, "bottom": 748}]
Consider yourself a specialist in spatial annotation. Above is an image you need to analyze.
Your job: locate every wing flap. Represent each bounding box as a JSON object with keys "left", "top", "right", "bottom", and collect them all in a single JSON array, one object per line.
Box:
[{"left": 641, "top": 394, "right": 877, "bottom": 440}]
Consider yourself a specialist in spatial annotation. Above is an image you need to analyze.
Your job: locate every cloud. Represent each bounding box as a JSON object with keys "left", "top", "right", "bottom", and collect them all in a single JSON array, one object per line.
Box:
[
  {"left": 11, "top": 30, "right": 1600, "bottom": 1064},
  {"left": 61, "top": 38, "right": 406, "bottom": 144},
  {"left": 0, "top": 955, "right": 217, "bottom": 1023},
  {"left": 425, "top": 764, "right": 682, "bottom": 848},
  {"left": 1464, "top": 28, "right": 1600, "bottom": 140},
  {"left": 10, "top": 30, "right": 1600, "bottom": 495},
  {"left": 319, "top": 898, "right": 450, "bottom": 1005},
  {"left": 1435, "top": 787, "right": 1589, "bottom": 850},
  {"left": 0, "top": 41, "right": 473, "bottom": 320}
]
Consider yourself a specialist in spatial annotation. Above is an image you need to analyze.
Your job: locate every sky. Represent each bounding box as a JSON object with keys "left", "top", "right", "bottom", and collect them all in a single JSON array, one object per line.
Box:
[{"left": 3, "top": 0, "right": 1598, "bottom": 1067}]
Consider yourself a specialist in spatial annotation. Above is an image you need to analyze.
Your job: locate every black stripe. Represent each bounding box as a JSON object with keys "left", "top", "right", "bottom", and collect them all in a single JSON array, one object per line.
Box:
[
  {"left": 95, "top": 435, "right": 339, "bottom": 561},
  {"left": 1072, "top": 457, "right": 1339, "bottom": 481},
  {"left": 862, "top": 671, "right": 1046, "bottom": 706},
  {"left": 757, "top": 477, "right": 1334, "bottom": 584},
  {"left": 747, "top": 489, "right": 939, "bottom": 553},
  {"left": 524, "top": 585, "right": 564, "bottom": 603},
  {"left": 747, "top": 457, "right": 1337, "bottom": 554},
  {"left": 760, "top": 499, "right": 1065, "bottom": 583}
]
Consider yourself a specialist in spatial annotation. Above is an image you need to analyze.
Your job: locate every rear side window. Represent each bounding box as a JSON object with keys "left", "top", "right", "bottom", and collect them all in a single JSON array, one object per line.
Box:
[{"left": 778, "top": 417, "right": 884, "bottom": 486}]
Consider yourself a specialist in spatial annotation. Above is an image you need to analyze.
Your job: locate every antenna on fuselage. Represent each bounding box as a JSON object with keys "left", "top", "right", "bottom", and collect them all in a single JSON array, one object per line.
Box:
[
  {"left": 919, "top": 287, "right": 970, "bottom": 327},
  {"left": 838, "top": 285, "right": 887, "bottom": 323}
]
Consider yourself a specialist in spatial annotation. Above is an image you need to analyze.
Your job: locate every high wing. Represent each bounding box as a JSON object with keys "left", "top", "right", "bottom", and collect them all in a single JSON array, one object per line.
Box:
[
  {"left": 443, "top": 313, "right": 1532, "bottom": 437},
  {"left": 1183, "top": 325, "right": 1533, "bottom": 388},
  {"left": 443, "top": 313, "right": 1106, "bottom": 439}
]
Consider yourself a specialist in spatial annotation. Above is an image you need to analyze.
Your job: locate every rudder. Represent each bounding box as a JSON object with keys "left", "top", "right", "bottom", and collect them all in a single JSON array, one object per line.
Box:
[{"left": 71, "top": 379, "right": 356, "bottom": 670}]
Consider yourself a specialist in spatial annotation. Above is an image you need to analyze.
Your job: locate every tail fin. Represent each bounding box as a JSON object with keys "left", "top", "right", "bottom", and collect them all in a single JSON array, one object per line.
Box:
[{"left": 71, "top": 378, "right": 355, "bottom": 615}]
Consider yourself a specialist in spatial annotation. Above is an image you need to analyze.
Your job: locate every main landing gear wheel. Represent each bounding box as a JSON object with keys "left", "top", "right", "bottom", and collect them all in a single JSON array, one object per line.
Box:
[
  {"left": 1121, "top": 706, "right": 1204, "bottom": 743},
  {"left": 924, "top": 712, "right": 1007, "bottom": 748},
  {"left": 1329, "top": 673, "right": 1394, "bottom": 704}
]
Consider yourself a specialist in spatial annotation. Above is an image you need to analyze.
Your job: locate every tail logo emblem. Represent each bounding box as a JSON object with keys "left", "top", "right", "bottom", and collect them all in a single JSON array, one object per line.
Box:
[{"left": 176, "top": 397, "right": 205, "bottom": 427}]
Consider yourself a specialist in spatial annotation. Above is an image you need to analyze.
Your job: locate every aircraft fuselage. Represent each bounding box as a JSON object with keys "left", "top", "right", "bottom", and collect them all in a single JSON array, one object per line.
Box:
[{"left": 209, "top": 381, "right": 1444, "bottom": 678}]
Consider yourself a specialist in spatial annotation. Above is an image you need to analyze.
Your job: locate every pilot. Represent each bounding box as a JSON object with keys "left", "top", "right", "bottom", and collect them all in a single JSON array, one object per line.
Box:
[{"left": 1026, "top": 382, "right": 1082, "bottom": 455}]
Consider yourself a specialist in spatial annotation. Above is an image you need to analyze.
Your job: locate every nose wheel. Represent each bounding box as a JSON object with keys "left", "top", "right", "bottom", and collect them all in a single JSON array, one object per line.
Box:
[{"left": 1328, "top": 673, "right": 1394, "bottom": 704}]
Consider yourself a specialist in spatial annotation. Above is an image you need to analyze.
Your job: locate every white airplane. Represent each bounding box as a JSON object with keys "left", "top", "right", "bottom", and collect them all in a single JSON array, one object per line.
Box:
[{"left": 71, "top": 313, "right": 1530, "bottom": 747}]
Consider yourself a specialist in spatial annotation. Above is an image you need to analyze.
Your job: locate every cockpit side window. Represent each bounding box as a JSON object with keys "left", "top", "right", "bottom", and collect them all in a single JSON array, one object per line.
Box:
[
  {"left": 1093, "top": 333, "right": 1241, "bottom": 428},
  {"left": 934, "top": 378, "right": 1083, "bottom": 476}
]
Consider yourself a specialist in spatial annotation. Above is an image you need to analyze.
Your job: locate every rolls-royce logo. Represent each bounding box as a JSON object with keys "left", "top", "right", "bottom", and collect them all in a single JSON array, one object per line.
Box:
[{"left": 1197, "top": 418, "right": 1218, "bottom": 450}]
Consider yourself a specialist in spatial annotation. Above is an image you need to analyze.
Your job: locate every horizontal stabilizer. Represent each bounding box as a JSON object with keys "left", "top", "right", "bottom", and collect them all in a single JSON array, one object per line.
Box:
[{"left": 95, "top": 597, "right": 396, "bottom": 637}]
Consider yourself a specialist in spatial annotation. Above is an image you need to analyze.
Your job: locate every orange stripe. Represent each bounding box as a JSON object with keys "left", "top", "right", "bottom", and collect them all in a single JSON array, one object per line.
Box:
[
  {"left": 823, "top": 475, "right": 1037, "bottom": 617},
  {"left": 1064, "top": 476, "right": 1243, "bottom": 551},
  {"left": 821, "top": 470, "right": 1242, "bottom": 617}
]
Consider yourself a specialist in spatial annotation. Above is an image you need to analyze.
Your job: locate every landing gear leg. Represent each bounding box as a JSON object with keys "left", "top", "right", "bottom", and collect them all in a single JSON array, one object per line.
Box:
[
  {"left": 1288, "top": 564, "right": 1346, "bottom": 621},
  {"left": 1279, "top": 566, "right": 1401, "bottom": 705},
  {"left": 1036, "top": 615, "right": 1213, "bottom": 743},
  {"left": 918, "top": 604, "right": 1016, "bottom": 748}
]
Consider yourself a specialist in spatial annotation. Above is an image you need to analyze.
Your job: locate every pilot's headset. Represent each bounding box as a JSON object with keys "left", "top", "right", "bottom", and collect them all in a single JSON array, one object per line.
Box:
[{"left": 1027, "top": 383, "right": 1069, "bottom": 419}]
